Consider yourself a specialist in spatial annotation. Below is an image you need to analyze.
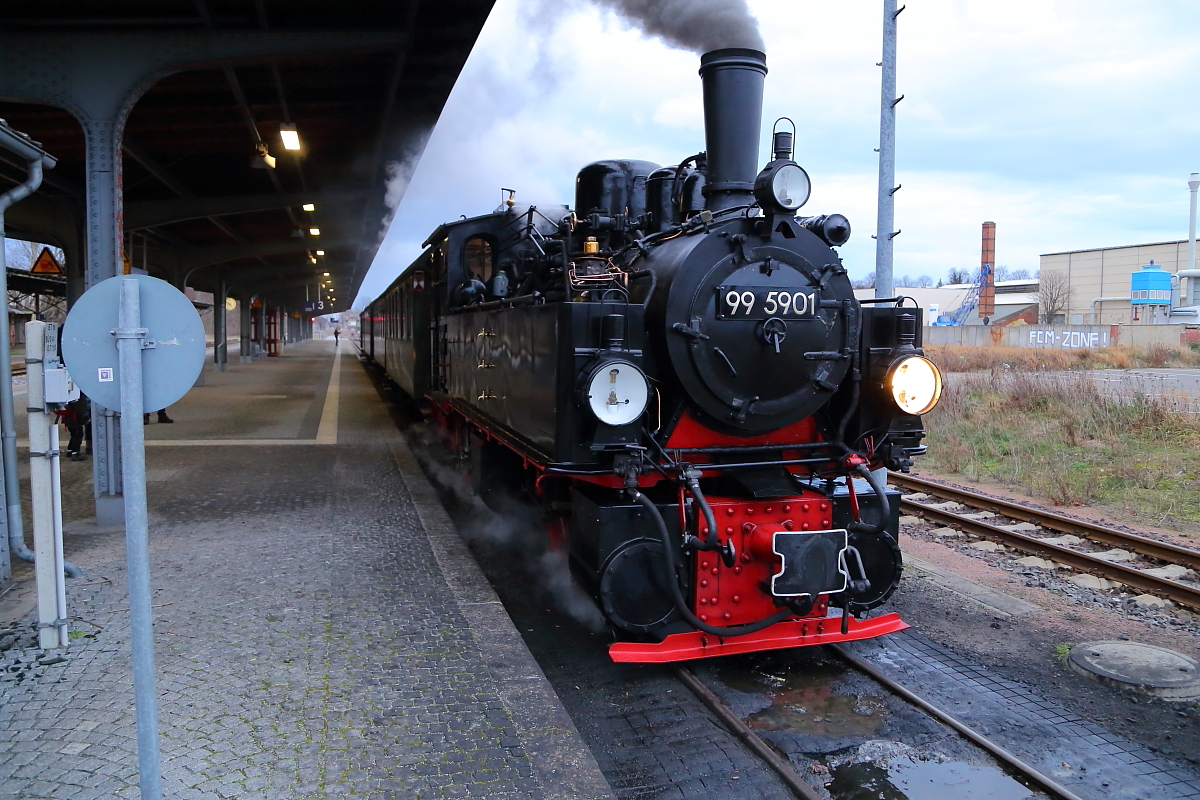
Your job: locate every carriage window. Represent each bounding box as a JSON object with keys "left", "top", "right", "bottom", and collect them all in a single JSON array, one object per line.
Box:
[{"left": 464, "top": 237, "right": 493, "bottom": 284}]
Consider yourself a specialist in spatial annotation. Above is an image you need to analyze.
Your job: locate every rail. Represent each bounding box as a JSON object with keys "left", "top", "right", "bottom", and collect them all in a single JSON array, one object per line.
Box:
[
  {"left": 676, "top": 649, "right": 1088, "bottom": 800},
  {"left": 890, "top": 472, "right": 1200, "bottom": 610}
]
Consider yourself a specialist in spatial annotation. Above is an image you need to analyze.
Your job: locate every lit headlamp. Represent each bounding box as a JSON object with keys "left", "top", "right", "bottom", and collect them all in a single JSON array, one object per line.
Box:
[{"left": 887, "top": 356, "right": 942, "bottom": 415}]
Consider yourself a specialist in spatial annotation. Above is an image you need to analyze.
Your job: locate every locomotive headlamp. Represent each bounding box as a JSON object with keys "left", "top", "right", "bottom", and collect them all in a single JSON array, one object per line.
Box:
[
  {"left": 887, "top": 356, "right": 943, "bottom": 415},
  {"left": 584, "top": 361, "right": 649, "bottom": 426},
  {"left": 754, "top": 160, "right": 811, "bottom": 213}
]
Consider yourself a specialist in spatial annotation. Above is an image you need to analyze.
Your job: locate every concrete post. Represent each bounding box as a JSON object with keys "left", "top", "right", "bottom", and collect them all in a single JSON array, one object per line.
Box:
[
  {"left": 874, "top": 0, "right": 902, "bottom": 299},
  {"left": 26, "top": 321, "right": 67, "bottom": 649}
]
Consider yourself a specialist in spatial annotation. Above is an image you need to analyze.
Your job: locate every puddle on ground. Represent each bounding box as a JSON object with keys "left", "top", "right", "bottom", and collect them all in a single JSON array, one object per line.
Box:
[
  {"left": 828, "top": 757, "right": 1034, "bottom": 800},
  {"left": 715, "top": 658, "right": 888, "bottom": 737}
]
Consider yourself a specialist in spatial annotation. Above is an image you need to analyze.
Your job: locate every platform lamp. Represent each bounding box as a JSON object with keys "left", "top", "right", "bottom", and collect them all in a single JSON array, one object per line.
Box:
[{"left": 279, "top": 123, "right": 301, "bottom": 152}]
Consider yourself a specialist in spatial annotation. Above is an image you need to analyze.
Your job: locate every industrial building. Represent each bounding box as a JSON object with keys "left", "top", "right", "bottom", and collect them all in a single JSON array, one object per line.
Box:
[{"left": 1039, "top": 239, "right": 1200, "bottom": 324}]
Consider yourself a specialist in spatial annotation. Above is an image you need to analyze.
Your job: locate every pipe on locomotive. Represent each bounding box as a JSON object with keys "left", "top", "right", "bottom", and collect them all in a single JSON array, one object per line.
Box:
[{"left": 699, "top": 48, "right": 767, "bottom": 212}]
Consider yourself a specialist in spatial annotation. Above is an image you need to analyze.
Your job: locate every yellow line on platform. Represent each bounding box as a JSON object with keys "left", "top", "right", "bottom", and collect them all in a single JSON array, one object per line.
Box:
[{"left": 315, "top": 341, "right": 341, "bottom": 444}]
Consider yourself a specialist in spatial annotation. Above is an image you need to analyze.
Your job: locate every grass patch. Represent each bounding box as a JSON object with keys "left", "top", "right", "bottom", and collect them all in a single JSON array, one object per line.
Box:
[
  {"left": 1054, "top": 643, "right": 1073, "bottom": 662},
  {"left": 927, "top": 344, "right": 1200, "bottom": 373},
  {"left": 920, "top": 371, "right": 1200, "bottom": 529}
]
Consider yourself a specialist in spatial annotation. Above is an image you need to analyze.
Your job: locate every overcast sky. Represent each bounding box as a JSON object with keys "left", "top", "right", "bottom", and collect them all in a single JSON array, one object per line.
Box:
[{"left": 354, "top": 0, "right": 1200, "bottom": 308}]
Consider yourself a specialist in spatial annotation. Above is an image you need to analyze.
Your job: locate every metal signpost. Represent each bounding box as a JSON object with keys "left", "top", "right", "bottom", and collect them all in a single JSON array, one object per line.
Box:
[{"left": 62, "top": 274, "right": 205, "bottom": 800}]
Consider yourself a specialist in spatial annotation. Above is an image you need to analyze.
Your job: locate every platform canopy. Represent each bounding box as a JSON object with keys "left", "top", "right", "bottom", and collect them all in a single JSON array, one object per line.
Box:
[{"left": 0, "top": 0, "right": 495, "bottom": 313}]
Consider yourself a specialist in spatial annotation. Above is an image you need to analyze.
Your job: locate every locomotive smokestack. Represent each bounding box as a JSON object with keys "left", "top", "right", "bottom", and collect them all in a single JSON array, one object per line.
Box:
[{"left": 699, "top": 48, "right": 767, "bottom": 212}]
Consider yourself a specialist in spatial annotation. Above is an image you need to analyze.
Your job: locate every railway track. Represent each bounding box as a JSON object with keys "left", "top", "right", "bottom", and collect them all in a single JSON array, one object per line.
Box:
[
  {"left": 890, "top": 472, "right": 1200, "bottom": 610},
  {"left": 676, "top": 647, "right": 1087, "bottom": 800}
]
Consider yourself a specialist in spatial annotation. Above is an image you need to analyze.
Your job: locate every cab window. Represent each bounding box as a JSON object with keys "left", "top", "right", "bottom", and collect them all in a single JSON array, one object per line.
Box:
[{"left": 464, "top": 237, "right": 493, "bottom": 284}]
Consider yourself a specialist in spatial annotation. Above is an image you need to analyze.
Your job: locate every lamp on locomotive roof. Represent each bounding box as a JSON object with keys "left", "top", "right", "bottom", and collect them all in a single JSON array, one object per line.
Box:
[
  {"left": 279, "top": 123, "right": 301, "bottom": 152},
  {"left": 250, "top": 142, "right": 275, "bottom": 169}
]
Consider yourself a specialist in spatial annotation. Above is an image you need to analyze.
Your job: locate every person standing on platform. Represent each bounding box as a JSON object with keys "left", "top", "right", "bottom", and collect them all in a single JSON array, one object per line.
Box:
[
  {"left": 58, "top": 396, "right": 92, "bottom": 461},
  {"left": 333, "top": 328, "right": 340, "bottom": 344},
  {"left": 144, "top": 408, "right": 173, "bottom": 425}
]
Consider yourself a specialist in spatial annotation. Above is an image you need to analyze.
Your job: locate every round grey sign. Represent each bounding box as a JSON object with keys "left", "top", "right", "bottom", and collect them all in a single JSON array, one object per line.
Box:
[{"left": 61, "top": 274, "right": 206, "bottom": 413}]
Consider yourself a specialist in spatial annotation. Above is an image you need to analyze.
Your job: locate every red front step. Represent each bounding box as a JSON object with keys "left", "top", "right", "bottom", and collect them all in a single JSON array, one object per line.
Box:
[{"left": 607, "top": 612, "right": 908, "bottom": 663}]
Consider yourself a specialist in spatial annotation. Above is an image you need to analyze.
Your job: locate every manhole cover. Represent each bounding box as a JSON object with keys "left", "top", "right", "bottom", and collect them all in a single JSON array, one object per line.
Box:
[{"left": 1068, "top": 641, "right": 1200, "bottom": 700}]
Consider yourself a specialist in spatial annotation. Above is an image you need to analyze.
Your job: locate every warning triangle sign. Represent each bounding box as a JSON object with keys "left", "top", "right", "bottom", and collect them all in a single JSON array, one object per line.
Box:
[{"left": 30, "top": 247, "right": 63, "bottom": 275}]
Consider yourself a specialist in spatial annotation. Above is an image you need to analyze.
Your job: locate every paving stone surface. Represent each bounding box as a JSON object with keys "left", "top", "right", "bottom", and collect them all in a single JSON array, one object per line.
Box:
[{"left": 0, "top": 341, "right": 609, "bottom": 800}]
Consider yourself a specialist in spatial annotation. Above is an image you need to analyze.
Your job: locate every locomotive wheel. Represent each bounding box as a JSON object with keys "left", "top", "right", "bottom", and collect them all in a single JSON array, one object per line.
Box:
[{"left": 599, "top": 539, "right": 679, "bottom": 634}]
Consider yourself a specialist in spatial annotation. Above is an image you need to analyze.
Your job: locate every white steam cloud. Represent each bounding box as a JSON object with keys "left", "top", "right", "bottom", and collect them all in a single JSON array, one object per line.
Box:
[
  {"left": 591, "top": 0, "right": 764, "bottom": 52},
  {"left": 406, "top": 425, "right": 606, "bottom": 632}
]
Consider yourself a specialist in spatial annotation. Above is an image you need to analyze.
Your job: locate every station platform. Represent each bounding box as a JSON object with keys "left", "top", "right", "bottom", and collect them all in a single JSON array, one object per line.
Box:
[{"left": 0, "top": 340, "right": 613, "bottom": 800}]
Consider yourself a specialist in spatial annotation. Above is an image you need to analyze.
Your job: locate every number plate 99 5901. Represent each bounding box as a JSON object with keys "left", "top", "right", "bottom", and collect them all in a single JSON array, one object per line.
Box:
[{"left": 717, "top": 286, "right": 816, "bottom": 319}]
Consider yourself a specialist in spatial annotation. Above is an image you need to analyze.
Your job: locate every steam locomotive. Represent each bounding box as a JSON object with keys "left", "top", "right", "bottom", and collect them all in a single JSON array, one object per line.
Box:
[{"left": 361, "top": 48, "right": 942, "bottom": 662}]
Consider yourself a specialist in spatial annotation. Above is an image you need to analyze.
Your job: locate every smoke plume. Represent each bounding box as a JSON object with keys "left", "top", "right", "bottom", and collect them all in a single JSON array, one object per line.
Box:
[{"left": 591, "top": 0, "right": 764, "bottom": 52}]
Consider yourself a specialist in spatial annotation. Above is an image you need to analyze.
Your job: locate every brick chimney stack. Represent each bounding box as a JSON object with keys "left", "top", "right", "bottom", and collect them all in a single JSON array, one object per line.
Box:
[{"left": 978, "top": 221, "right": 996, "bottom": 319}]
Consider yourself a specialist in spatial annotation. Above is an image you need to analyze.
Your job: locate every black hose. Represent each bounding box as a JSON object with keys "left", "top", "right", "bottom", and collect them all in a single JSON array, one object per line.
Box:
[
  {"left": 848, "top": 463, "right": 890, "bottom": 536},
  {"left": 627, "top": 488, "right": 792, "bottom": 637},
  {"left": 684, "top": 473, "right": 719, "bottom": 549}
]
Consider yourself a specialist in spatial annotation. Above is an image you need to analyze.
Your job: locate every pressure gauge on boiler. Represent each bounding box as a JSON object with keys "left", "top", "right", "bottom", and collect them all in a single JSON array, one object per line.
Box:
[
  {"left": 583, "top": 361, "right": 649, "bottom": 426},
  {"left": 754, "top": 160, "right": 811, "bottom": 213}
]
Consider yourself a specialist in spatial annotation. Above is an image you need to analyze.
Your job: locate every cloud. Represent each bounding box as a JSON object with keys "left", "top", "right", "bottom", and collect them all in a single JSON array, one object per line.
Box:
[{"left": 356, "top": 0, "right": 1200, "bottom": 307}]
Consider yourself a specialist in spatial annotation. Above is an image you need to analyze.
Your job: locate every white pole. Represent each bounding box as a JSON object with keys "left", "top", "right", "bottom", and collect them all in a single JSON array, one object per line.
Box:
[
  {"left": 1188, "top": 173, "right": 1199, "bottom": 306},
  {"left": 50, "top": 423, "right": 68, "bottom": 648},
  {"left": 27, "top": 321, "right": 64, "bottom": 649}
]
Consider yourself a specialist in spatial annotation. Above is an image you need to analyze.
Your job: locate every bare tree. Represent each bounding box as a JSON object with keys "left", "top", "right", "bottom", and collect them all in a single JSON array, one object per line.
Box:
[
  {"left": 946, "top": 267, "right": 971, "bottom": 284},
  {"left": 1008, "top": 267, "right": 1031, "bottom": 280},
  {"left": 851, "top": 271, "right": 875, "bottom": 289},
  {"left": 1037, "top": 270, "right": 1071, "bottom": 323},
  {"left": 4, "top": 239, "right": 63, "bottom": 270}
]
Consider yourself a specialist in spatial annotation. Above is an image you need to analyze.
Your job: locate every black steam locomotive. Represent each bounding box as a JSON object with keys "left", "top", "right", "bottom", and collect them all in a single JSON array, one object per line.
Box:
[{"left": 362, "top": 48, "right": 942, "bottom": 662}]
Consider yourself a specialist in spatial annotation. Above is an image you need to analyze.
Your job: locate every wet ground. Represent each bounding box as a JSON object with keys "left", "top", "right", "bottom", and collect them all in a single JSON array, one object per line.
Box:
[{"left": 695, "top": 649, "right": 1043, "bottom": 800}]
